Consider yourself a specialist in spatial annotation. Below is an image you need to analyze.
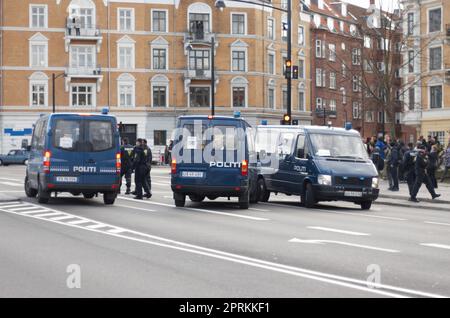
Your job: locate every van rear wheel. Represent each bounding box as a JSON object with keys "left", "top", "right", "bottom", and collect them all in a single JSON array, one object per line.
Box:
[
  {"left": 103, "top": 193, "right": 116, "bottom": 205},
  {"left": 360, "top": 201, "right": 372, "bottom": 210},
  {"left": 257, "top": 178, "right": 270, "bottom": 202},
  {"left": 37, "top": 181, "right": 50, "bottom": 204},
  {"left": 174, "top": 193, "right": 186, "bottom": 207},
  {"left": 239, "top": 190, "right": 250, "bottom": 209}
]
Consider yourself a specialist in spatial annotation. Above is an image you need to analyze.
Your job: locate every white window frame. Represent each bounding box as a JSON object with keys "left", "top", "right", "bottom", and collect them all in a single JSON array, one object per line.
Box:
[
  {"left": 231, "top": 12, "right": 247, "bottom": 35},
  {"left": 328, "top": 43, "right": 336, "bottom": 62},
  {"left": 298, "top": 90, "right": 305, "bottom": 112},
  {"left": 151, "top": 47, "right": 168, "bottom": 71},
  {"left": 151, "top": 9, "right": 169, "bottom": 33},
  {"left": 231, "top": 85, "right": 248, "bottom": 108},
  {"left": 118, "top": 8, "right": 135, "bottom": 32},
  {"left": 29, "top": 72, "right": 48, "bottom": 108},
  {"left": 298, "top": 58, "right": 305, "bottom": 79},
  {"left": 118, "top": 44, "right": 135, "bottom": 69},
  {"left": 69, "top": 45, "right": 96, "bottom": 70},
  {"left": 429, "top": 84, "right": 443, "bottom": 110},
  {"left": 151, "top": 75, "right": 170, "bottom": 108},
  {"left": 268, "top": 52, "right": 276, "bottom": 75},
  {"left": 298, "top": 26, "right": 304, "bottom": 46},
  {"left": 316, "top": 97, "right": 323, "bottom": 110},
  {"left": 427, "top": 6, "right": 442, "bottom": 34},
  {"left": 428, "top": 45, "right": 442, "bottom": 72},
  {"left": 117, "top": 74, "right": 136, "bottom": 108},
  {"left": 329, "top": 72, "right": 336, "bottom": 89},
  {"left": 231, "top": 49, "right": 247, "bottom": 72},
  {"left": 29, "top": 4, "right": 48, "bottom": 28},
  {"left": 315, "top": 40, "right": 322, "bottom": 58},
  {"left": 29, "top": 34, "right": 48, "bottom": 68},
  {"left": 316, "top": 68, "right": 322, "bottom": 87},
  {"left": 267, "top": 17, "right": 275, "bottom": 40},
  {"left": 70, "top": 84, "right": 96, "bottom": 108},
  {"left": 188, "top": 85, "right": 211, "bottom": 108}
]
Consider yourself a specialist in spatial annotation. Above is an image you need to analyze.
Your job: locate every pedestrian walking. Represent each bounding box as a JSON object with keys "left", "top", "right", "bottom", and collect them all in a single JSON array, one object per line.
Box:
[
  {"left": 402, "top": 142, "right": 417, "bottom": 196},
  {"left": 428, "top": 145, "right": 439, "bottom": 189},
  {"left": 132, "top": 139, "right": 151, "bottom": 200},
  {"left": 120, "top": 137, "right": 134, "bottom": 195},
  {"left": 142, "top": 139, "right": 152, "bottom": 199},
  {"left": 371, "top": 146, "right": 384, "bottom": 175},
  {"left": 440, "top": 143, "right": 450, "bottom": 182},
  {"left": 409, "top": 145, "right": 441, "bottom": 202},
  {"left": 387, "top": 141, "right": 400, "bottom": 191}
]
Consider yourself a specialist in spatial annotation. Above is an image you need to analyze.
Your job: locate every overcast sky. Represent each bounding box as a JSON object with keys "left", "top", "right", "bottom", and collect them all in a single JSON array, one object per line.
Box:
[{"left": 343, "top": 0, "right": 400, "bottom": 11}]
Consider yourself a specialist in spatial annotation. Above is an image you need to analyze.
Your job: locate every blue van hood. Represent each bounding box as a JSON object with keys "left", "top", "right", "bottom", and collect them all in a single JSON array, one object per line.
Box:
[{"left": 314, "top": 158, "right": 378, "bottom": 177}]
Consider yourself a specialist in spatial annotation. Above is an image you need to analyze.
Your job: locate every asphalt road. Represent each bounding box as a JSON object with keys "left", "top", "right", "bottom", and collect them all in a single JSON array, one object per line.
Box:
[{"left": 0, "top": 165, "right": 449, "bottom": 298}]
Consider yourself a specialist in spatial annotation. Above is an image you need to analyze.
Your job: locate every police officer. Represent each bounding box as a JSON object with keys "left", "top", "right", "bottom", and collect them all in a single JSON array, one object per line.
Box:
[
  {"left": 133, "top": 139, "right": 151, "bottom": 200},
  {"left": 142, "top": 139, "right": 152, "bottom": 199},
  {"left": 388, "top": 141, "right": 400, "bottom": 191},
  {"left": 409, "top": 145, "right": 441, "bottom": 202},
  {"left": 402, "top": 142, "right": 417, "bottom": 197},
  {"left": 120, "top": 137, "right": 134, "bottom": 195}
]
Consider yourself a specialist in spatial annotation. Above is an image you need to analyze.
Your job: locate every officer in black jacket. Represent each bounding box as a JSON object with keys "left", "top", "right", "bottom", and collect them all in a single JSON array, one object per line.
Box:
[
  {"left": 409, "top": 145, "right": 441, "bottom": 202},
  {"left": 142, "top": 139, "right": 152, "bottom": 199},
  {"left": 133, "top": 139, "right": 151, "bottom": 200},
  {"left": 402, "top": 143, "right": 417, "bottom": 197},
  {"left": 120, "top": 137, "right": 134, "bottom": 195},
  {"left": 388, "top": 141, "right": 400, "bottom": 191}
]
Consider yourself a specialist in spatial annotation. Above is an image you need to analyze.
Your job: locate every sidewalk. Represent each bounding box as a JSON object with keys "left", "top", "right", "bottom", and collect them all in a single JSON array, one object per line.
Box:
[
  {"left": 376, "top": 179, "right": 450, "bottom": 211},
  {"left": 0, "top": 192, "right": 20, "bottom": 203}
]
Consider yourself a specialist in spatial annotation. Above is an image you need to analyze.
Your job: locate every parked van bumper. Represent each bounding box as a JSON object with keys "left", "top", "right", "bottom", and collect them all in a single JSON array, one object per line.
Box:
[
  {"left": 171, "top": 183, "right": 249, "bottom": 197},
  {"left": 312, "top": 185, "right": 379, "bottom": 202}
]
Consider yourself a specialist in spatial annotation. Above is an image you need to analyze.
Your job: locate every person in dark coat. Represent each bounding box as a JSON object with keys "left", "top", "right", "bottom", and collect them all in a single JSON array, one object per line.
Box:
[
  {"left": 402, "top": 143, "right": 417, "bottom": 197},
  {"left": 142, "top": 139, "right": 152, "bottom": 199},
  {"left": 428, "top": 144, "right": 439, "bottom": 189},
  {"left": 387, "top": 141, "right": 400, "bottom": 191},
  {"left": 133, "top": 139, "right": 151, "bottom": 200},
  {"left": 409, "top": 145, "right": 440, "bottom": 202},
  {"left": 120, "top": 137, "right": 134, "bottom": 194}
]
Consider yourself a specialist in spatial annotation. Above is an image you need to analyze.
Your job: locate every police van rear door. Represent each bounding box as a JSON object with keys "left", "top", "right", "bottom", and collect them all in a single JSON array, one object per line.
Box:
[{"left": 83, "top": 117, "right": 119, "bottom": 187}]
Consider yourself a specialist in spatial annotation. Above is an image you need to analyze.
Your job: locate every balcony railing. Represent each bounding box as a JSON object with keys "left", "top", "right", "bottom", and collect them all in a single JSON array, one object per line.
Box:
[
  {"left": 185, "top": 30, "right": 214, "bottom": 44},
  {"left": 65, "top": 23, "right": 101, "bottom": 38},
  {"left": 66, "top": 65, "right": 102, "bottom": 77},
  {"left": 186, "top": 69, "right": 212, "bottom": 80}
]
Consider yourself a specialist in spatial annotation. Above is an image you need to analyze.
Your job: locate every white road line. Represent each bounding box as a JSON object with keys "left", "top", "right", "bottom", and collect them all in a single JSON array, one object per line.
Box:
[
  {"left": 424, "top": 221, "right": 450, "bottom": 227},
  {"left": 115, "top": 204, "right": 156, "bottom": 213},
  {"left": 0, "top": 201, "right": 21, "bottom": 205},
  {"left": 107, "top": 228, "right": 126, "bottom": 234},
  {"left": 0, "top": 177, "right": 22, "bottom": 182},
  {"left": 420, "top": 243, "right": 450, "bottom": 250},
  {"left": 9, "top": 206, "right": 38, "bottom": 212},
  {"left": 0, "top": 204, "right": 25, "bottom": 209},
  {"left": 0, "top": 205, "right": 445, "bottom": 298},
  {"left": 118, "top": 196, "right": 270, "bottom": 221},
  {"left": 307, "top": 226, "right": 370, "bottom": 236},
  {"left": 249, "top": 207, "right": 270, "bottom": 212},
  {"left": 49, "top": 215, "right": 76, "bottom": 221},
  {"left": 289, "top": 238, "right": 400, "bottom": 253},
  {"left": 32, "top": 212, "right": 64, "bottom": 218},
  {"left": 20, "top": 209, "right": 50, "bottom": 214},
  {"left": 0, "top": 182, "right": 23, "bottom": 187},
  {"left": 86, "top": 224, "right": 109, "bottom": 229},
  {"left": 152, "top": 182, "right": 171, "bottom": 186},
  {"left": 67, "top": 219, "right": 91, "bottom": 225}
]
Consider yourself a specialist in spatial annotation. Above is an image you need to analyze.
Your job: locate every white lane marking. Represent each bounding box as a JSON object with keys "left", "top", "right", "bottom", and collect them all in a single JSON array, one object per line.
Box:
[
  {"left": 421, "top": 243, "right": 450, "bottom": 250},
  {"left": 20, "top": 209, "right": 49, "bottom": 214},
  {"left": 118, "top": 196, "right": 270, "bottom": 221},
  {"left": 0, "top": 177, "right": 22, "bottom": 182},
  {"left": 289, "top": 238, "right": 400, "bottom": 253},
  {"left": 86, "top": 224, "right": 109, "bottom": 229},
  {"left": 0, "top": 204, "right": 26, "bottom": 209},
  {"left": 8, "top": 206, "right": 37, "bottom": 212},
  {"left": 249, "top": 207, "right": 270, "bottom": 212},
  {"left": 152, "top": 182, "right": 171, "bottom": 186},
  {"left": 307, "top": 226, "right": 370, "bottom": 236},
  {"left": 0, "top": 182, "right": 23, "bottom": 187},
  {"left": 31, "top": 212, "right": 64, "bottom": 218},
  {"left": 49, "top": 215, "right": 77, "bottom": 221},
  {"left": 425, "top": 221, "right": 450, "bottom": 227},
  {"left": 108, "top": 228, "right": 126, "bottom": 234},
  {"left": 67, "top": 219, "right": 91, "bottom": 225},
  {"left": 0, "top": 207, "right": 444, "bottom": 298},
  {"left": 115, "top": 204, "right": 157, "bottom": 213},
  {"left": 0, "top": 201, "right": 21, "bottom": 205}
]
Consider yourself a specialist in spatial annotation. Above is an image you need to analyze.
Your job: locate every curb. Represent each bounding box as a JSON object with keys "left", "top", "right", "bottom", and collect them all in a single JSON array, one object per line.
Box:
[
  {"left": 379, "top": 194, "right": 450, "bottom": 205},
  {"left": 374, "top": 199, "right": 450, "bottom": 212}
]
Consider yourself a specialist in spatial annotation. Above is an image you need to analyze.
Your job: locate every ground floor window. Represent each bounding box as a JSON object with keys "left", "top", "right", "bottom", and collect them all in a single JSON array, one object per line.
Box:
[
  {"left": 154, "top": 130, "right": 167, "bottom": 146},
  {"left": 428, "top": 131, "right": 446, "bottom": 145},
  {"left": 190, "top": 87, "right": 210, "bottom": 107},
  {"left": 232, "top": 87, "right": 246, "bottom": 107},
  {"left": 71, "top": 85, "right": 95, "bottom": 107}
]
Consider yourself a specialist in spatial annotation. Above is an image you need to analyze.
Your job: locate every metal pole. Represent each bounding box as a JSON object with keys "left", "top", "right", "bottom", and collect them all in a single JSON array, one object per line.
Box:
[
  {"left": 287, "top": 0, "right": 292, "bottom": 124},
  {"left": 52, "top": 73, "right": 56, "bottom": 113},
  {"left": 211, "top": 36, "right": 215, "bottom": 116}
]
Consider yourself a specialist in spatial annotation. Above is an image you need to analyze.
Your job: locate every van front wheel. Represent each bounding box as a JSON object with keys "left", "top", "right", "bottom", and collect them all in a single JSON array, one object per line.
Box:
[
  {"left": 24, "top": 176, "right": 37, "bottom": 198},
  {"left": 360, "top": 201, "right": 372, "bottom": 210},
  {"left": 257, "top": 178, "right": 270, "bottom": 202},
  {"left": 302, "top": 183, "right": 315, "bottom": 208},
  {"left": 103, "top": 193, "right": 116, "bottom": 205}
]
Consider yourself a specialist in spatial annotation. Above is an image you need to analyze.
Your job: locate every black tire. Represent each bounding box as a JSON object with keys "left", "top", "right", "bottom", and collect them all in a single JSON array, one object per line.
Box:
[
  {"left": 207, "top": 195, "right": 218, "bottom": 201},
  {"left": 238, "top": 190, "right": 250, "bottom": 209},
  {"left": 0, "top": 159, "right": 3, "bottom": 166},
  {"left": 174, "top": 193, "right": 186, "bottom": 207},
  {"left": 189, "top": 195, "right": 205, "bottom": 203},
  {"left": 249, "top": 181, "right": 259, "bottom": 204},
  {"left": 37, "top": 180, "right": 50, "bottom": 204},
  {"left": 24, "top": 176, "right": 37, "bottom": 198},
  {"left": 103, "top": 192, "right": 116, "bottom": 205},
  {"left": 83, "top": 193, "right": 96, "bottom": 199},
  {"left": 360, "top": 201, "right": 372, "bottom": 210},
  {"left": 257, "top": 178, "right": 270, "bottom": 202},
  {"left": 302, "top": 183, "right": 315, "bottom": 208}
]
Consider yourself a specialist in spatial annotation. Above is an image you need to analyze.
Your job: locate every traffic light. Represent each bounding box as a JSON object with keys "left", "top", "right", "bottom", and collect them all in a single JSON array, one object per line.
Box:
[
  {"left": 292, "top": 66, "right": 299, "bottom": 79},
  {"left": 284, "top": 60, "right": 292, "bottom": 79},
  {"left": 281, "top": 114, "right": 291, "bottom": 125}
]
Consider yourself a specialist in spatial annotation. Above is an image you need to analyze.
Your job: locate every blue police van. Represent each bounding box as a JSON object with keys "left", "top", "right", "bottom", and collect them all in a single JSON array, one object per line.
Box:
[
  {"left": 256, "top": 125, "right": 379, "bottom": 210},
  {"left": 25, "top": 111, "right": 121, "bottom": 205},
  {"left": 171, "top": 115, "right": 258, "bottom": 209}
]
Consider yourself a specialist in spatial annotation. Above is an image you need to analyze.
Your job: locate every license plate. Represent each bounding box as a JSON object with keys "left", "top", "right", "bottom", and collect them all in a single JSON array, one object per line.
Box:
[
  {"left": 56, "top": 176, "right": 78, "bottom": 183},
  {"left": 181, "top": 171, "right": 204, "bottom": 178},
  {"left": 344, "top": 191, "right": 363, "bottom": 197}
]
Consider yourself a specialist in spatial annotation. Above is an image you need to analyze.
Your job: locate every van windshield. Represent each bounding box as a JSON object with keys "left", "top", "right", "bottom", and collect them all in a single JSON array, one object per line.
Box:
[
  {"left": 309, "top": 133, "right": 368, "bottom": 159},
  {"left": 52, "top": 119, "right": 82, "bottom": 151}
]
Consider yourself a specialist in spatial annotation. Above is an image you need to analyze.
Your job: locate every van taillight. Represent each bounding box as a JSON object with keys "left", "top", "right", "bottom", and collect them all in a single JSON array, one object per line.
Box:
[
  {"left": 43, "top": 151, "right": 51, "bottom": 173},
  {"left": 241, "top": 160, "right": 248, "bottom": 176},
  {"left": 171, "top": 159, "right": 177, "bottom": 174},
  {"left": 116, "top": 153, "right": 121, "bottom": 173}
]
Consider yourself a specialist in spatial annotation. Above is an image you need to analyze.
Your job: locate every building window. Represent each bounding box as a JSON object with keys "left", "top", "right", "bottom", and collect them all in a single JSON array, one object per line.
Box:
[
  {"left": 31, "top": 84, "right": 47, "bottom": 107},
  {"left": 190, "top": 87, "right": 210, "bottom": 107},
  {"left": 329, "top": 72, "right": 336, "bottom": 89},
  {"left": 352, "top": 48, "right": 361, "bottom": 65},
  {"left": 152, "top": 48, "right": 167, "bottom": 70},
  {"left": 316, "top": 98, "right": 323, "bottom": 110},
  {"left": 428, "top": 8, "right": 441, "bottom": 33},
  {"left": 71, "top": 85, "right": 95, "bottom": 107},
  {"left": 152, "top": 10, "right": 167, "bottom": 32},
  {"left": 298, "top": 59, "right": 304, "bottom": 79},
  {"left": 329, "top": 99, "right": 336, "bottom": 113},
  {"left": 282, "top": 90, "right": 288, "bottom": 110},
  {"left": 267, "top": 18, "right": 275, "bottom": 40},
  {"left": 232, "top": 14, "right": 246, "bottom": 35},
  {"left": 298, "top": 26, "right": 304, "bottom": 46},
  {"left": 118, "top": 8, "right": 134, "bottom": 31},
  {"left": 408, "top": 88, "right": 415, "bottom": 110},
  {"left": 408, "top": 50, "right": 414, "bottom": 73},
  {"left": 153, "top": 86, "right": 167, "bottom": 107},
  {"left": 70, "top": 46, "right": 95, "bottom": 69},
  {"left": 232, "top": 51, "right": 246, "bottom": 72},
  {"left": 407, "top": 12, "right": 414, "bottom": 35},
  {"left": 154, "top": 130, "right": 167, "bottom": 146},
  {"left": 119, "top": 84, "right": 134, "bottom": 107},
  {"left": 315, "top": 40, "right": 323, "bottom": 58},
  {"left": 364, "top": 36, "right": 371, "bottom": 49},
  {"left": 30, "top": 5, "right": 47, "bottom": 28},
  {"left": 189, "top": 50, "right": 210, "bottom": 70},
  {"left": 298, "top": 91, "right": 305, "bottom": 111},
  {"left": 429, "top": 47, "right": 442, "bottom": 71},
  {"left": 316, "top": 68, "right": 322, "bottom": 87},
  {"left": 352, "top": 102, "right": 361, "bottom": 119},
  {"left": 118, "top": 45, "right": 134, "bottom": 69},
  {"left": 189, "top": 13, "right": 210, "bottom": 34},
  {"left": 30, "top": 44, "right": 47, "bottom": 67},
  {"left": 365, "top": 111, "right": 375, "bottom": 123},
  {"left": 328, "top": 44, "right": 336, "bottom": 62},
  {"left": 342, "top": 88, "right": 347, "bottom": 104},
  {"left": 268, "top": 53, "right": 275, "bottom": 75},
  {"left": 268, "top": 88, "right": 275, "bottom": 109},
  {"left": 232, "top": 87, "right": 246, "bottom": 107},
  {"left": 352, "top": 76, "right": 361, "bottom": 92},
  {"left": 281, "top": 15, "right": 288, "bottom": 42},
  {"left": 428, "top": 131, "right": 446, "bottom": 145},
  {"left": 430, "top": 85, "right": 442, "bottom": 109}
]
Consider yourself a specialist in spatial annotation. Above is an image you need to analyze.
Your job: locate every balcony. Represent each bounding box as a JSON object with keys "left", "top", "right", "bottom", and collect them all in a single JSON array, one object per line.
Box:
[
  {"left": 184, "top": 69, "right": 219, "bottom": 93},
  {"left": 64, "top": 65, "right": 103, "bottom": 93},
  {"left": 64, "top": 23, "right": 102, "bottom": 53},
  {"left": 183, "top": 32, "right": 218, "bottom": 56}
]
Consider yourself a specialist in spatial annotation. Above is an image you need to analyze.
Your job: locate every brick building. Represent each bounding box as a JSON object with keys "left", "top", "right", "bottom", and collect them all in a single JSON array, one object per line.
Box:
[{"left": 0, "top": 0, "right": 312, "bottom": 153}]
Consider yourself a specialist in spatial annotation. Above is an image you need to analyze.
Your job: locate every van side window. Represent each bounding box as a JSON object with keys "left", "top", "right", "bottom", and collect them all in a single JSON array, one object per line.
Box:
[
  {"left": 31, "top": 121, "right": 41, "bottom": 150},
  {"left": 278, "top": 133, "right": 295, "bottom": 156},
  {"left": 52, "top": 119, "right": 81, "bottom": 151},
  {"left": 295, "top": 135, "right": 306, "bottom": 158},
  {"left": 87, "top": 121, "right": 113, "bottom": 152}
]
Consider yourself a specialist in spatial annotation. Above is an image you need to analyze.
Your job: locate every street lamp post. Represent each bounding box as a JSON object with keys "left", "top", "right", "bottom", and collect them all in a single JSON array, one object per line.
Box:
[
  {"left": 52, "top": 72, "right": 66, "bottom": 113},
  {"left": 215, "top": 0, "right": 291, "bottom": 122}
]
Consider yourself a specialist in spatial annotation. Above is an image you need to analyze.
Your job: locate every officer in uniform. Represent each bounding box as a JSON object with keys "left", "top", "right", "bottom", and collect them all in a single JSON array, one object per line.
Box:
[
  {"left": 133, "top": 139, "right": 151, "bottom": 200},
  {"left": 409, "top": 145, "right": 441, "bottom": 202},
  {"left": 402, "top": 142, "right": 417, "bottom": 197},
  {"left": 142, "top": 139, "right": 152, "bottom": 199},
  {"left": 120, "top": 137, "right": 134, "bottom": 195}
]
